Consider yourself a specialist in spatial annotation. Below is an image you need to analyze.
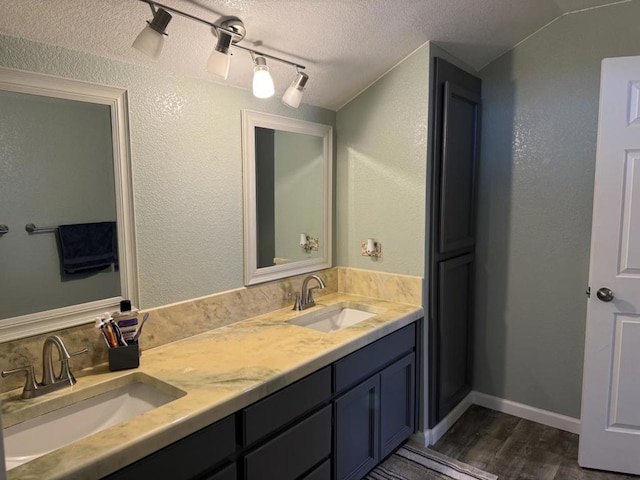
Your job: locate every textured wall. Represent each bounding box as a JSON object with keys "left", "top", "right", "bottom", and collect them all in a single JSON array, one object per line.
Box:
[
  {"left": 0, "top": 34, "right": 335, "bottom": 310},
  {"left": 475, "top": 1, "right": 640, "bottom": 418},
  {"left": 336, "top": 44, "right": 430, "bottom": 276}
]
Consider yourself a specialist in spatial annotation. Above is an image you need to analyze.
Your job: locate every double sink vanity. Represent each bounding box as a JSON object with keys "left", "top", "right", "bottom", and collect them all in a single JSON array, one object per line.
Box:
[{"left": 2, "top": 292, "right": 423, "bottom": 479}]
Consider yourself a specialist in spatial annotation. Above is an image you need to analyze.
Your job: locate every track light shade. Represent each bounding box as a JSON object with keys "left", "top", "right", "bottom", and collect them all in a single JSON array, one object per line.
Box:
[
  {"left": 132, "top": 8, "right": 172, "bottom": 59},
  {"left": 252, "top": 56, "right": 275, "bottom": 99},
  {"left": 282, "top": 71, "right": 309, "bottom": 108},
  {"left": 207, "top": 32, "right": 232, "bottom": 79}
]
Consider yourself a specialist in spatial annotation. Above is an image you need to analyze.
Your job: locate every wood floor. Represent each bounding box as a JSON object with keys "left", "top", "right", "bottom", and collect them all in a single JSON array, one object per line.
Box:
[{"left": 430, "top": 405, "right": 639, "bottom": 480}]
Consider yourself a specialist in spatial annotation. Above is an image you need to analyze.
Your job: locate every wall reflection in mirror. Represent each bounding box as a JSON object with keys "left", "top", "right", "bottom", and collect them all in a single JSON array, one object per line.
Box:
[
  {"left": 255, "top": 127, "right": 324, "bottom": 268},
  {"left": 0, "top": 67, "right": 137, "bottom": 341},
  {"left": 0, "top": 90, "right": 119, "bottom": 320}
]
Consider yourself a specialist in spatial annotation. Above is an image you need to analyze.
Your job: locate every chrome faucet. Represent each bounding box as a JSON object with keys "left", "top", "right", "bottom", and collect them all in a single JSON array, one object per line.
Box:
[
  {"left": 293, "top": 274, "right": 326, "bottom": 311},
  {"left": 1, "top": 335, "right": 88, "bottom": 399}
]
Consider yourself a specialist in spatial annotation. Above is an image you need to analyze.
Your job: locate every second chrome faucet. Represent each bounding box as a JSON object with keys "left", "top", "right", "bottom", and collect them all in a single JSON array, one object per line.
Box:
[{"left": 293, "top": 274, "right": 326, "bottom": 311}]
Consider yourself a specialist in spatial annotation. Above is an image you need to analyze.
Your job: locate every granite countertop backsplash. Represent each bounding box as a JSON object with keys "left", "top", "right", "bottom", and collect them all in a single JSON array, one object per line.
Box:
[{"left": 2, "top": 292, "right": 423, "bottom": 479}]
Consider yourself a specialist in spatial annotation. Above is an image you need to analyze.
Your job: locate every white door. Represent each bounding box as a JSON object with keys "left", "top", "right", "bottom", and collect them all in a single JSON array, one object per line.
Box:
[{"left": 579, "top": 56, "right": 640, "bottom": 475}]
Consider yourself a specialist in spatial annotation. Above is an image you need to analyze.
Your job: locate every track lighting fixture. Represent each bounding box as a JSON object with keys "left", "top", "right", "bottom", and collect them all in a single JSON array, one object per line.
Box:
[{"left": 132, "top": 0, "right": 309, "bottom": 107}]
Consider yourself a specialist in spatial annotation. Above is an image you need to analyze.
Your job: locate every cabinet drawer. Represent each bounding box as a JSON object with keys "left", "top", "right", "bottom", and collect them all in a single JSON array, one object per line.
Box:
[
  {"left": 244, "top": 405, "right": 332, "bottom": 480},
  {"left": 334, "top": 323, "right": 415, "bottom": 393},
  {"left": 105, "top": 414, "right": 235, "bottom": 480},
  {"left": 242, "top": 366, "right": 331, "bottom": 446},
  {"left": 302, "top": 459, "right": 331, "bottom": 480},
  {"left": 203, "top": 462, "right": 236, "bottom": 480}
]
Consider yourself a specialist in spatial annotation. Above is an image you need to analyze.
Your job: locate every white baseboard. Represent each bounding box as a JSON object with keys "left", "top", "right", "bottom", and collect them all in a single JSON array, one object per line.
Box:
[
  {"left": 472, "top": 391, "right": 581, "bottom": 434},
  {"left": 424, "top": 392, "right": 474, "bottom": 446},
  {"left": 418, "top": 391, "right": 581, "bottom": 446}
]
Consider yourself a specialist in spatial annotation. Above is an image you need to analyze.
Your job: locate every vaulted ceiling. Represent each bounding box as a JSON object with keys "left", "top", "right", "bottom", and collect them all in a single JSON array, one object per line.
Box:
[{"left": 0, "top": 0, "right": 622, "bottom": 110}]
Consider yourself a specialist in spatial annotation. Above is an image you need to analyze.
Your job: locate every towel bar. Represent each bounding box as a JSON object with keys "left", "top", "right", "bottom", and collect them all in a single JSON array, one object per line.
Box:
[{"left": 25, "top": 223, "right": 58, "bottom": 234}]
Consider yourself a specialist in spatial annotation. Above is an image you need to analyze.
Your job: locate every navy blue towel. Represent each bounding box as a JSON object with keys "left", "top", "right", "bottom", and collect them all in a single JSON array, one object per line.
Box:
[{"left": 57, "top": 222, "right": 118, "bottom": 275}]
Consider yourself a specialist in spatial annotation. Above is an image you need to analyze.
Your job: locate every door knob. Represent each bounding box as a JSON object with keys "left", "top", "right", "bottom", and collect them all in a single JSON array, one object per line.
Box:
[{"left": 596, "top": 287, "right": 614, "bottom": 302}]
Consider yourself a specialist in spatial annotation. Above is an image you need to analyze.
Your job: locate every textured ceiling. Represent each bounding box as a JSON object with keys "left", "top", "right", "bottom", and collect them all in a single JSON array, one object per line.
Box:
[{"left": 0, "top": 0, "right": 624, "bottom": 110}]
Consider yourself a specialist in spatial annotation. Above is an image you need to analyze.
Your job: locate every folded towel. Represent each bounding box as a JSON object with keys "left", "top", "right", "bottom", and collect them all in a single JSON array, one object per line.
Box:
[{"left": 57, "top": 222, "right": 118, "bottom": 275}]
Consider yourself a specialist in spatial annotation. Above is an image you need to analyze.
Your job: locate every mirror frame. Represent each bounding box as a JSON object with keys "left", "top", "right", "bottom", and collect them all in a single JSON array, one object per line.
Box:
[
  {"left": 0, "top": 67, "right": 138, "bottom": 341},
  {"left": 242, "top": 110, "right": 333, "bottom": 286}
]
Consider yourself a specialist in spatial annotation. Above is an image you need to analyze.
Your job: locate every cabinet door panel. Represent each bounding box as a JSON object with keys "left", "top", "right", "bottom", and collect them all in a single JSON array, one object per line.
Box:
[
  {"left": 334, "top": 375, "right": 379, "bottom": 480},
  {"left": 438, "top": 82, "right": 481, "bottom": 254},
  {"left": 244, "top": 405, "right": 331, "bottom": 480},
  {"left": 437, "top": 254, "right": 474, "bottom": 421},
  {"left": 380, "top": 353, "right": 416, "bottom": 459}
]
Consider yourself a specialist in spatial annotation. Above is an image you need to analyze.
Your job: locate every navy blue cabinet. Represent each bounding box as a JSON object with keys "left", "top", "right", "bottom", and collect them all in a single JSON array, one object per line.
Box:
[
  {"left": 334, "top": 324, "right": 417, "bottom": 480},
  {"left": 104, "top": 322, "right": 418, "bottom": 480}
]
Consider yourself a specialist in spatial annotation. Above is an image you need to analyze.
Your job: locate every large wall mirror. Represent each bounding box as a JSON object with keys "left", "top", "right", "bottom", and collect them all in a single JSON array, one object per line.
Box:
[
  {"left": 0, "top": 67, "right": 137, "bottom": 341},
  {"left": 242, "top": 110, "right": 333, "bottom": 285}
]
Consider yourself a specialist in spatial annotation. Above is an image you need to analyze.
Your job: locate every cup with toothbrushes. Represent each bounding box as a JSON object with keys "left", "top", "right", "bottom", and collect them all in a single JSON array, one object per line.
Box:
[{"left": 98, "top": 300, "right": 148, "bottom": 371}]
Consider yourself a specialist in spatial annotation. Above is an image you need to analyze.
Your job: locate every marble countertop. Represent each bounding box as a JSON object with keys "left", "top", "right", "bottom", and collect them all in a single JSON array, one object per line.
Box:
[{"left": 3, "top": 293, "right": 423, "bottom": 479}]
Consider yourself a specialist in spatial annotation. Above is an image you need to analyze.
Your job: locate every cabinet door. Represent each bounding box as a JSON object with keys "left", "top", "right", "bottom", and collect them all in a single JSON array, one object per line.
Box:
[
  {"left": 380, "top": 353, "right": 415, "bottom": 459},
  {"left": 434, "top": 254, "right": 474, "bottom": 423},
  {"left": 334, "top": 375, "right": 379, "bottom": 480}
]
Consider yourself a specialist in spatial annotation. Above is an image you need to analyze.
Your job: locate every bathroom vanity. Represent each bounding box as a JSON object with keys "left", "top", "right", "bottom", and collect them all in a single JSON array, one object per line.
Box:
[{"left": 2, "top": 293, "right": 422, "bottom": 480}]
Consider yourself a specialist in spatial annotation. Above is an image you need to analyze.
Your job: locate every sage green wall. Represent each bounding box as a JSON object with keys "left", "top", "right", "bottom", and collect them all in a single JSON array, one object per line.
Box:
[
  {"left": 475, "top": 0, "right": 640, "bottom": 418},
  {"left": 336, "top": 44, "right": 430, "bottom": 276},
  {"left": 0, "top": 33, "right": 336, "bottom": 310}
]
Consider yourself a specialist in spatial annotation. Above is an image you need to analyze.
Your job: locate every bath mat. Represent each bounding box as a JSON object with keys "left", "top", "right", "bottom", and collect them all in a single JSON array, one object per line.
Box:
[{"left": 365, "top": 442, "right": 498, "bottom": 480}]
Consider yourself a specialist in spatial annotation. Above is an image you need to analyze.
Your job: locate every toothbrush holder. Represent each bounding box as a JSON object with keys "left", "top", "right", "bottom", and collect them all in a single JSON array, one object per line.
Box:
[{"left": 108, "top": 342, "right": 140, "bottom": 371}]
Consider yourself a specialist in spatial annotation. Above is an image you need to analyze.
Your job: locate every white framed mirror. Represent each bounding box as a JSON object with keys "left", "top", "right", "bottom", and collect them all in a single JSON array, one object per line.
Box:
[
  {"left": 0, "top": 67, "right": 137, "bottom": 341},
  {"left": 242, "top": 110, "right": 333, "bottom": 285}
]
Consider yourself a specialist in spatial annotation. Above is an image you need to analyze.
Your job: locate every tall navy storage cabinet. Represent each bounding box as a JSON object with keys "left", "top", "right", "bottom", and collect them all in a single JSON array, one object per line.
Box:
[{"left": 428, "top": 57, "right": 482, "bottom": 427}]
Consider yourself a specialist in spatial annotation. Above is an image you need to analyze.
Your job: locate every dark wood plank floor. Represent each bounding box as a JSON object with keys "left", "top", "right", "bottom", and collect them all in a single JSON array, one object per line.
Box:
[{"left": 431, "top": 405, "right": 639, "bottom": 480}]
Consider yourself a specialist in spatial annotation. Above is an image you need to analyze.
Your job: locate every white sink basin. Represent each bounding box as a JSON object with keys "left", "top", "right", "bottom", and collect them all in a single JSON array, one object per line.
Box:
[
  {"left": 3, "top": 373, "right": 185, "bottom": 470},
  {"left": 288, "top": 302, "right": 385, "bottom": 333}
]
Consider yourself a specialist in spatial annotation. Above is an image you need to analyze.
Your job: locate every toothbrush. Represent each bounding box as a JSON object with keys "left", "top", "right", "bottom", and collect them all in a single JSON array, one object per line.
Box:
[
  {"left": 95, "top": 317, "right": 112, "bottom": 347},
  {"left": 109, "top": 315, "right": 128, "bottom": 346},
  {"left": 132, "top": 312, "right": 149, "bottom": 342}
]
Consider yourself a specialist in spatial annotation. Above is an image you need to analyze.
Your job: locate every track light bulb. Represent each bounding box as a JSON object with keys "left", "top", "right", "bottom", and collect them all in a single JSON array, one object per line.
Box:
[
  {"left": 282, "top": 71, "right": 309, "bottom": 109},
  {"left": 132, "top": 8, "right": 172, "bottom": 59},
  {"left": 207, "top": 31, "right": 232, "bottom": 79},
  {"left": 252, "top": 56, "right": 275, "bottom": 99}
]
